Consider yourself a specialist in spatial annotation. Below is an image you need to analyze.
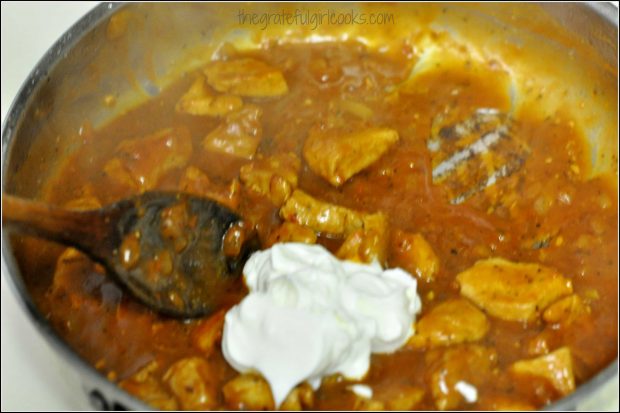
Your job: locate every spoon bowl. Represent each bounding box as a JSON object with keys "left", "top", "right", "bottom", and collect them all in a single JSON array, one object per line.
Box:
[{"left": 2, "top": 192, "right": 255, "bottom": 317}]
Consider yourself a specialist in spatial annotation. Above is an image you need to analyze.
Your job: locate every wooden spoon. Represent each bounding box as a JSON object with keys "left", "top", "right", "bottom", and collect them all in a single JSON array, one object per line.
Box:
[{"left": 2, "top": 192, "right": 256, "bottom": 318}]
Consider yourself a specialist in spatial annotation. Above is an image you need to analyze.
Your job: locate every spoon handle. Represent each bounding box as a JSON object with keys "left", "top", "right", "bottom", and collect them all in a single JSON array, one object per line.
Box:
[{"left": 2, "top": 194, "right": 106, "bottom": 253}]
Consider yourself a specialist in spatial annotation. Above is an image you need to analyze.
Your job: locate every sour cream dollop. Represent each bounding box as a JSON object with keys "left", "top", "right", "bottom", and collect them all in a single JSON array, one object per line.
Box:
[{"left": 222, "top": 243, "right": 422, "bottom": 406}]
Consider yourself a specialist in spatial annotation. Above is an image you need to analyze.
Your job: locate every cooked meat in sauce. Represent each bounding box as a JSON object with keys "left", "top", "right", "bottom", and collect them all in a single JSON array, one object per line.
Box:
[{"left": 13, "top": 39, "right": 617, "bottom": 410}]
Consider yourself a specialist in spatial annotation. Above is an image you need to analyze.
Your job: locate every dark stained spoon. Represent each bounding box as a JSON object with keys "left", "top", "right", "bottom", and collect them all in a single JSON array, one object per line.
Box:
[{"left": 2, "top": 192, "right": 256, "bottom": 318}]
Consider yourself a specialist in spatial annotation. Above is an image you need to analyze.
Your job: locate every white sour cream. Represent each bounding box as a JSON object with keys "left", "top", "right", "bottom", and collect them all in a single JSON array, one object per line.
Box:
[
  {"left": 455, "top": 380, "right": 478, "bottom": 403},
  {"left": 349, "top": 384, "right": 374, "bottom": 399},
  {"left": 222, "top": 243, "right": 422, "bottom": 406}
]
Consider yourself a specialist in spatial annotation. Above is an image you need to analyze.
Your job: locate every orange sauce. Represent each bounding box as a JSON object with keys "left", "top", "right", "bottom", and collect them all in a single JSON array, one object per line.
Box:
[{"left": 13, "top": 41, "right": 617, "bottom": 410}]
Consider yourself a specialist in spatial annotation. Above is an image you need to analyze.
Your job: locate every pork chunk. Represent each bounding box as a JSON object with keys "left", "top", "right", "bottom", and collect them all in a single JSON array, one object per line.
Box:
[
  {"left": 239, "top": 153, "right": 301, "bottom": 205},
  {"left": 50, "top": 246, "right": 107, "bottom": 311},
  {"left": 542, "top": 294, "right": 591, "bottom": 326},
  {"left": 266, "top": 222, "right": 317, "bottom": 247},
  {"left": 179, "top": 166, "right": 241, "bottom": 210},
  {"left": 303, "top": 126, "right": 399, "bottom": 187},
  {"left": 105, "top": 127, "right": 192, "bottom": 192},
  {"left": 163, "top": 357, "right": 218, "bottom": 410},
  {"left": 120, "top": 361, "right": 178, "bottom": 410},
  {"left": 408, "top": 299, "right": 490, "bottom": 349},
  {"left": 456, "top": 258, "right": 573, "bottom": 322},
  {"left": 103, "top": 158, "right": 140, "bottom": 191},
  {"left": 204, "top": 58, "right": 288, "bottom": 97},
  {"left": 426, "top": 345, "right": 498, "bottom": 410},
  {"left": 280, "top": 382, "right": 315, "bottom": 411},
  {"left": 176, "top": 75, "right": 242, "bottom": 117},
  {"left": 510, "top": 347, "right": 575, "bottom": 396},
  {"left": 337, "top": 213, "right": 388, "bottom": 265},
  {"left": 390, "top": 230, "right": 440, "bottom": 282},
  {"left": 279, "top": 189, "right": 382, "bottom": 237},
  {"left": 222, "top": 373, "right": 275, "bottom": 410},
  {"left": 203, "top": 105, "right": 262, "bottom": 159},
  {"left": 192, "top": 309, "right": 226, "bottom": 357}
]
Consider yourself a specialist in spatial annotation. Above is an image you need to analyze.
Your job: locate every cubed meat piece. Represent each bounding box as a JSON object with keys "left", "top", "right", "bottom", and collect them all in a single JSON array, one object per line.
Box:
[
  {"left": 239, "top": 153, "right": 301, "bottom": 205},
  {"left": 390, "top": 230, "right": 440, "bottom": 282},
  {"left": 337, "top": 213, "right": 388, "bottom": 265},
  {"left": 408, "top": 299, "right": 489, "bottom": 349},
  {"left": 303, "top": 126, "right": 399, "bottom": 187},
  {"left": 426, "top": 345, "right": 498, "bottom": 410},
  {"left": 363, "top": 212, "right": 388, "bottom": 235},
  {"left": 222, "top": 373, "right": 275, "bottom": 410},
  {"left": 456, "top": 258, "right": 573, "bottom": 322},
  {"left": 280, "top": 382, "right": 315, "bottom": 411},
  {"left": 119, "top": 361, "right": 178, "bottom": 410},
  {"left": 510, "top": 347, "right": 575, "bottom": 396},
  {"left": 162, "top": 357, "right": 218, "bottom": 410},
  {"left": 280, "top": 189, "right": 363, "bottom": 236},
  {"left": 192, "top": 309, "right": 226, "bottom": 357},
  {"left": 103, "top": 158, "right": 139, "bottom": 191},
  {"left": 106, "top": 127, "right": 192, "bottom": 192},
  {"left": 279, "top": 189, "right": 381, "bottom": 237},
  {"left": 50, "top": 248, "right": 91, "bottom": 302},
  {"left": 204, "top": 58, "right": 288, "bottom": 97},
  {"left": 542, "top": 294, "right": 591, "bottom": 325},
  {"left": 179, "top": 166, "right": 240, "bottom": 210},
  {"left": 179, "top": 165, "right": 210, "bottom": 194},
  {"left": 203, "top": 105, "right": 262, "bottom": 159},
  {"left": 338, "top": 230, "right": 381, "bottom": 265},
  {"left": 176, "top": 75, "right": 243, "bottom": 116},
  {"left": 266, "top": 222, "right": 317, "bottom": 247}
]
